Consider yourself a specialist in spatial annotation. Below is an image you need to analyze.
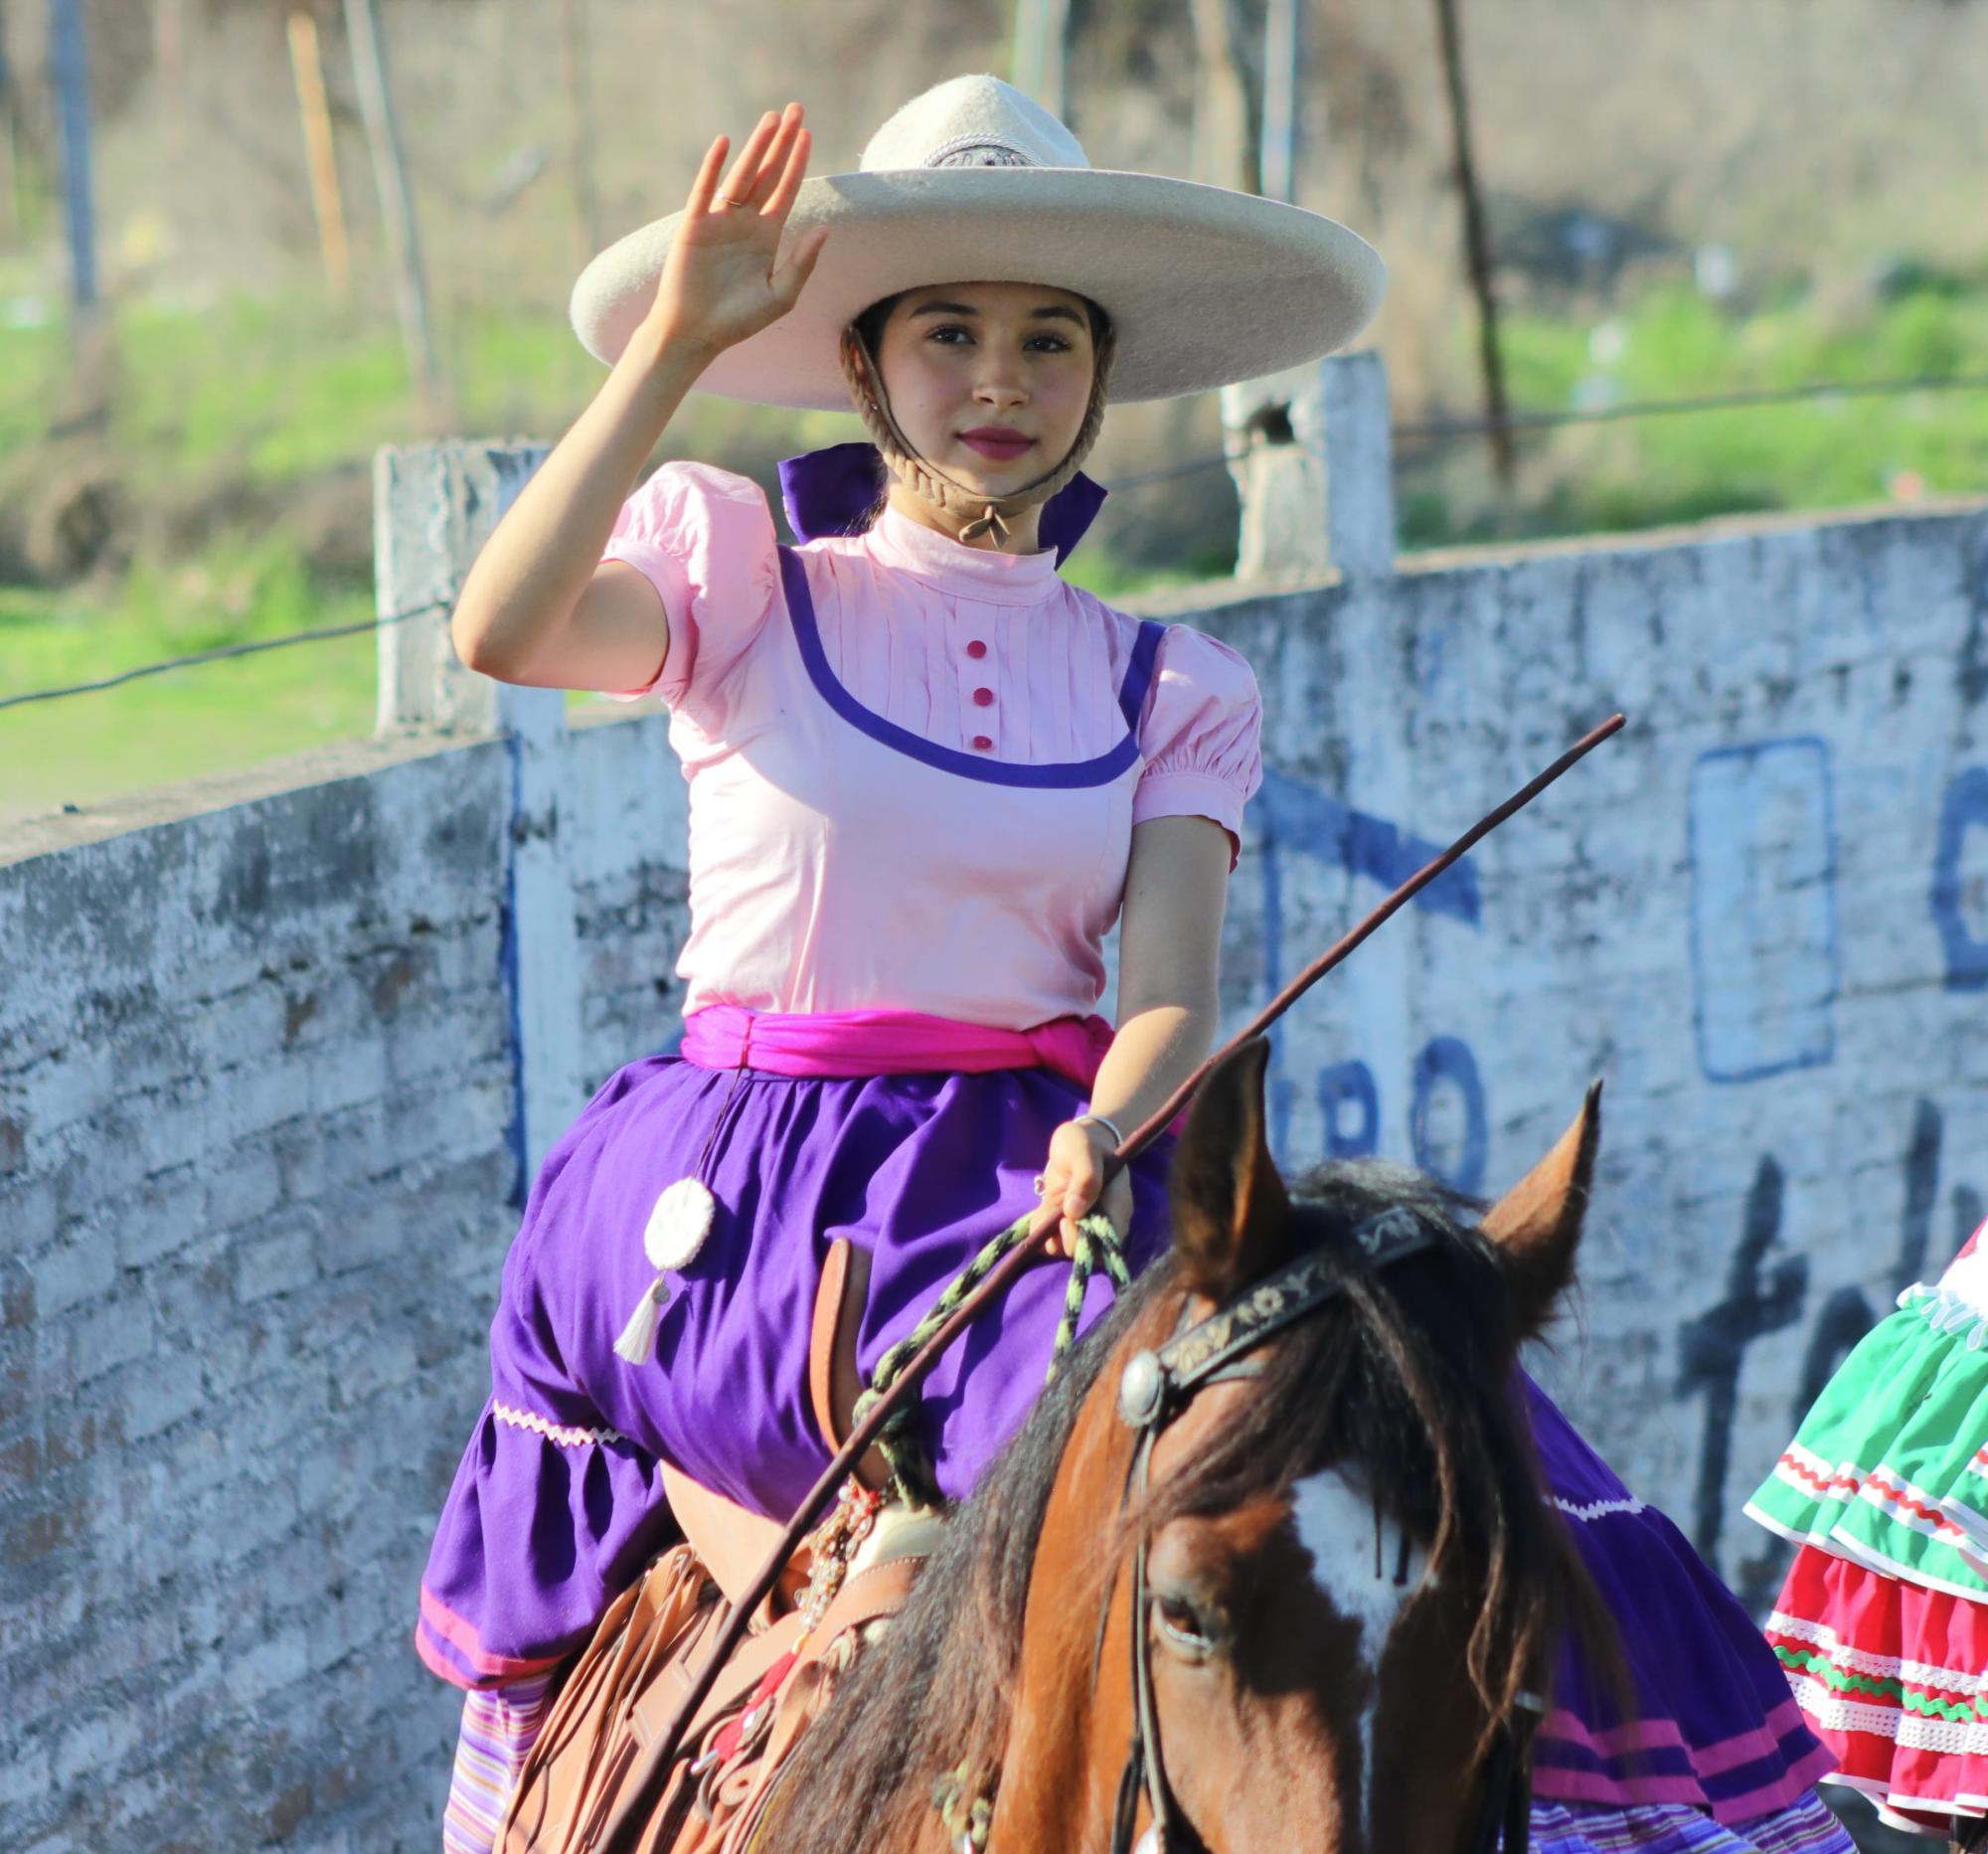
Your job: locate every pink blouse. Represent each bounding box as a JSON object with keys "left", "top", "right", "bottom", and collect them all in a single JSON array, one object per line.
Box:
[{"left": 599, "top": 463, "right": 1262, "bottom": 1030}]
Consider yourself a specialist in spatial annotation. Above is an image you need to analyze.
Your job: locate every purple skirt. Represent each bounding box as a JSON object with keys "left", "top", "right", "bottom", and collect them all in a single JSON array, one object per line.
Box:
[
  {"left": 1528, "top": 1381, "right": 1838, "bottom": 1824},
  {"left": 417, "top": 1054, "right": 1175, "bottom": 1689},
  {"left": 416, "top": 1056, "right": 1833, "bottom": 1833}
]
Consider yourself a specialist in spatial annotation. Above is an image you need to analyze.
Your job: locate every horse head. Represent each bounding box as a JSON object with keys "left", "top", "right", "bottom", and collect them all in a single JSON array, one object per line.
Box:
[
  {"left": 995, "top": 1037, "right": 1604, "bottom": 1852},
  {"left": 761, "top": 1039, "right": 1606, "bottom": 1853}
]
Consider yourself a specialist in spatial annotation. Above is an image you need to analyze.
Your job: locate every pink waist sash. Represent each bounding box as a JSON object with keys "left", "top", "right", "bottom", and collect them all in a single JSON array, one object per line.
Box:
[{"left": 679, "top": 1004, "right": 1114, "bottom": 1094}]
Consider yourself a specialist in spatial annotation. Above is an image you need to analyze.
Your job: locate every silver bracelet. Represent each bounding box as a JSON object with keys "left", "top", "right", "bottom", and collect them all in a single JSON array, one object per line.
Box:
[{"left": 1075, "top": 1111, "right": 1125, "bottom": 1148}]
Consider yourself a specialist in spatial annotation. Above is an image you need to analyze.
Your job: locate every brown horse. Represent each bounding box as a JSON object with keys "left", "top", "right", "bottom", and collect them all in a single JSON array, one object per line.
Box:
[{"left": 760, "top": 1036, "right": 1609, "bottom": 1852}]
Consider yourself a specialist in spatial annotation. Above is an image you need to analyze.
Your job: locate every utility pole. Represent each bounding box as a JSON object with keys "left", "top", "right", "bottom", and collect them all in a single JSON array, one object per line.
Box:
[
  {"left": 343, "top": 0, "right": 448, "bottom": 419},
  {"left": 1009, "top": 0, "right": 1069, "bottom": 121},
  {"left": 1430, "top": 0, "right": 1513, "bottom": 482},
  {"left": 0, "top": 0, "right": 19, "bottom": 239}
]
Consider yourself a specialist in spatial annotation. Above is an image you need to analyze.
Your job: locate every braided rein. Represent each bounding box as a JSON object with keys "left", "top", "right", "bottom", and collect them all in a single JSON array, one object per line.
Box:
[{"left": 855, "top": 1211, "right": 1130, "bottom": 1507}]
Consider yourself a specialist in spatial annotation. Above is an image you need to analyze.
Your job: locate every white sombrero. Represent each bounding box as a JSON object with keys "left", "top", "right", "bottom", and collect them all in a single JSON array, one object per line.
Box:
[{"left": 570, "top": 73, "right": 1386, "bottom": 411}]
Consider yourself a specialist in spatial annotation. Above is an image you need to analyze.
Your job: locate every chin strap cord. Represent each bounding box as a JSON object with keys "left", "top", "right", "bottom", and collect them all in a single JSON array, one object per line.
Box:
[{"left": 957, "top": 503, "right": 1011, "bottom": 546}]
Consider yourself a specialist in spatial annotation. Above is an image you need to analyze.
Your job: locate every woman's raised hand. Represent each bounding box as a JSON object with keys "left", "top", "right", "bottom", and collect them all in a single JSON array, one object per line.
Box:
[{"left": 640, "top": 102, "right": 830, "bottom": 360}]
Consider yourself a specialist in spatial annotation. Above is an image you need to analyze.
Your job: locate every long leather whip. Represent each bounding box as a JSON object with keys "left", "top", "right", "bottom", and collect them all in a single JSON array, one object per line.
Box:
[{"left": 597, "top": 711, "right": 1626, "bottom": 1849}]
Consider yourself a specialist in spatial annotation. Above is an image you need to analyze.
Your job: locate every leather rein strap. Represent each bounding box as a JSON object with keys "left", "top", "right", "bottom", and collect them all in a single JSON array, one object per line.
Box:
[{"left": 1105, "top": 1207, "right": 1538, "bottom": 1854}]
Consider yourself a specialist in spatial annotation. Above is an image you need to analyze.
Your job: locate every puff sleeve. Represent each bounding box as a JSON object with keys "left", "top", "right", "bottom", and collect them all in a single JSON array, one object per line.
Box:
[
  {"left": 1132, "top": 624, "right": 1265, "bottom": 869},
  {"left": 597, "top": 461, "right": 780, "bottom": 722}
]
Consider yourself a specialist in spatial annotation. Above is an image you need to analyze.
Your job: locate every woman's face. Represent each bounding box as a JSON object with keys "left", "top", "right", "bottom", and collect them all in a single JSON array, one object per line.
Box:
[{"left": 873, "top": 281, "right": 1098, "bottom": 497}]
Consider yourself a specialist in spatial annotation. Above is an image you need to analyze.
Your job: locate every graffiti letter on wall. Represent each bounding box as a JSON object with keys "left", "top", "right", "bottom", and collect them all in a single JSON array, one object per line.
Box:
[
  {"left": 1932, "top": 766, "right": 1988, "bottom": 991},
  {"left": 1687, "top": 738, "right": 1839, "bottom": 1084},
  {"left": 1317, "top": 1060, "right": 1380, "bottom": 1158},
  {"left": 1254, "top": 766, "right": 1481, "bottom": 931},
  {"left": 1409, "top": 1036, "right": 1488, "bottom": 1195},
  {"left": 1251, "top": 764, "right": 1483, "bottom": 1169},
  {"left": 1677, "top": 1155, "right": 1808, "bottom": 1576}
]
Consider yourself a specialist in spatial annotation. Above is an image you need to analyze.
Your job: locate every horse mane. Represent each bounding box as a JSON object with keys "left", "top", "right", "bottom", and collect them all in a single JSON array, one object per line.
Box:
[{"left": 764, "top": 1158, "right": 1602, "bottom": 1851}]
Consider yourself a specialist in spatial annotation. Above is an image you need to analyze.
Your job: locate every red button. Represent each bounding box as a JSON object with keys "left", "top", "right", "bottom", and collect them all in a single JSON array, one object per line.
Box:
[
  {"left": 965, "top": 639, "right": 988, "bottom": 659},
  {"left": 971, "top": 735, "right": 994, "bottom": 751},
  {"left": 972, "top": 687, "right": 995, "bottom": 707}
]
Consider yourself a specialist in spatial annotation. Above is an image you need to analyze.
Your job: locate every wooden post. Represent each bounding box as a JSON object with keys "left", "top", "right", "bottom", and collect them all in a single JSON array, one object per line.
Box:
[
  {"left": 1308, "top": 351, "right": 1398, "bottom": 580},
  {"left": 557, "top": 0, "right": 601, "bottom": 259},
  {"left": 152, "top": 0, "right": 185, "bottom": 241},
  {"left": 287, "top": 9, "right": 352, "bottom": 304},
  {"left": 1010, "top": 0, "right": 1070, "bottom": 120},
  {"left": 1430, "top": 0, "right": 1513, "bottom": 482},
  {"left": 1260, "top": 0, "right": 1300, "bottom": 204},
  {"left": 1222, "top": 352, "right": 1397, "bottom": 582},
  {"left": 343, "top": 0, "right": 448, "bottom": 419},
  {"left": 1189, "top": 0, "right": 1261, "bottom": 195}
]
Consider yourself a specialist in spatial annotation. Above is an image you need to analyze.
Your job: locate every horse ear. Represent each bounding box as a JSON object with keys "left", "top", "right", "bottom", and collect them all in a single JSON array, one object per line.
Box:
[
  {"left": 1481, "top": 1080, "right": 1601, "bottom": 1339},
  {"left": 1169, "top": 1038, "right": 1293, "bottom": 1298}
]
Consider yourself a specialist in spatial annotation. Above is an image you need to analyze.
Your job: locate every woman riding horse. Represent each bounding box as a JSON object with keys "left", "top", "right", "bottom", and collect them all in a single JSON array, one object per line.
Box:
[{"left": 417, "top": 74, "right": 1850, "bottom": 1852}]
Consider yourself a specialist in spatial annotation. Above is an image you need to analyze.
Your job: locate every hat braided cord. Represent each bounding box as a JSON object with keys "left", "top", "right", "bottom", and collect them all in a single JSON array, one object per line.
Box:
[{"left": 837, "top": 317, "right": 1116, "bottom": 547}]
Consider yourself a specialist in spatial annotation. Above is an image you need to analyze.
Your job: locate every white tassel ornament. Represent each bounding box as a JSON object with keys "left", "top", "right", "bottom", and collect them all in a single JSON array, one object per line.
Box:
[
  {"left": 613, "top": 1277, "right": 669, "bottom": 1366},
  {"left": 612, "top": 1178, "right": 718, "bottom": 1367}
]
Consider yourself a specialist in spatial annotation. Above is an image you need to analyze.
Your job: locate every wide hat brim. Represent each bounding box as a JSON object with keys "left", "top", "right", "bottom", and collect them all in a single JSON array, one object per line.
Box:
[{"left": 570, "top": 167, "right": 1386, "bottom": 410}]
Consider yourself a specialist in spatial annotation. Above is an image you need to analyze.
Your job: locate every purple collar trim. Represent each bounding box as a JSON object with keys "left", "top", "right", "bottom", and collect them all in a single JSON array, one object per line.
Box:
[
  {"left": 776, "top": 442, "right": 1107, "bottom": 567},
  {"left": 775, "top": 547, "right": 1162, "bottom": 789}
]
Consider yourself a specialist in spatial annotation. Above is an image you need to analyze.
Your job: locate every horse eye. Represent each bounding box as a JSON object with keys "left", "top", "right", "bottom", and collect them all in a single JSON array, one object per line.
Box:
[{"left": 1153, "top": 1593, "right": 1219, "bottom": 1658}]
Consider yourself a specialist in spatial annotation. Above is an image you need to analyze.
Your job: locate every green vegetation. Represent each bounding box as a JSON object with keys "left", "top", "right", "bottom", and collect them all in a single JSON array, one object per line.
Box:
[
  {"left": 0, "top": 538, "right": 376, "bottom": 821},
  {"left": 3, "top": 272, "right": 1985, "bottom": 826},
  {"left": 1401, "top": 275, "right": 1988, "bottom": 548}
]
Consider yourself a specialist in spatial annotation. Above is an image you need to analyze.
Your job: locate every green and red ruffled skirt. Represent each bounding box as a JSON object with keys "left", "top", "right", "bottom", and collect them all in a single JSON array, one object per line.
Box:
[{"left": 1748, "top": 1221, "right": 1988, "bottom": 1837}]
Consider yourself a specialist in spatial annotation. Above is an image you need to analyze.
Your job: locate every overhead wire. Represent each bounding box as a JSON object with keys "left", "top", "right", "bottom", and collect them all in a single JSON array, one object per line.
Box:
[{"left": 6, "top": 367, "right": 1987, "bottom": 712}]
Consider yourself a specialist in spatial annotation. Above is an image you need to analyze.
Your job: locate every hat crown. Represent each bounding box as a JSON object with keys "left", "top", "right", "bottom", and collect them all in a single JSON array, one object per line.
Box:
[{"left": 858, "top": 74, "right": 1090, "bottom": 174}]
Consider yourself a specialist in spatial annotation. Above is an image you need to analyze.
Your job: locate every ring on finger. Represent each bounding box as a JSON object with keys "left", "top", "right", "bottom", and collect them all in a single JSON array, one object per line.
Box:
[{"left": 1032, "top": 1175, "right": 1048, "bottom": 1195}]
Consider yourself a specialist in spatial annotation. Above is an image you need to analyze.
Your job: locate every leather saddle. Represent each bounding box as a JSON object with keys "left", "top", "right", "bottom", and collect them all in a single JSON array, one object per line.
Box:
[{"left": 499, "top": 1239, "right": 930, "bottom": 1853}]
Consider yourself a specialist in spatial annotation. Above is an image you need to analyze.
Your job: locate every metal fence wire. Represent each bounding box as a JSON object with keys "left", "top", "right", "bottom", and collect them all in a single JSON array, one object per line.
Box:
[{"left": 6, "top": 367, "right": 1988, "bottom": 713}]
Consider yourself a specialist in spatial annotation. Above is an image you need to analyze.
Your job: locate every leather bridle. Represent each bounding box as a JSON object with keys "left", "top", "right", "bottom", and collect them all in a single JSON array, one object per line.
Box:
[{"left": 1102, "top": 1206, "right": 1541, "bottom": 1854}]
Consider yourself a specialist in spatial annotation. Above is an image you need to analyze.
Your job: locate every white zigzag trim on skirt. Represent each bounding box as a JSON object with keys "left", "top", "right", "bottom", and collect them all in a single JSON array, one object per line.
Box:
[
  {"left": 1860, "top": 1466, "right": 1975, "bottom": 1546},
  {"left": 492, "top": 1401, "right": 630, "bottom": 1449},
  {"left": 1770, "top": 1608, "right": 1988, "bottom": 1695},
  {"left": 1549, "top": 1495, "right": 1647, "bottom": 1522},
  {"left": 1790, "top": 1676, "right": 1988, "bottom": 1755},
  {"left": 1784, "top": 1436, "right": 1862, "bottom": 1494}
]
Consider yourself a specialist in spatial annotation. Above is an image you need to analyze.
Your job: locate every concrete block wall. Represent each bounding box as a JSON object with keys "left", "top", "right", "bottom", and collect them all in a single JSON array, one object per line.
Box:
[
  {"left": 0, "top": 711, "right": 693, "bottom": 1851},
  {"left": 0, "top": 741, "right": 518, "bottom": 1850}
]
